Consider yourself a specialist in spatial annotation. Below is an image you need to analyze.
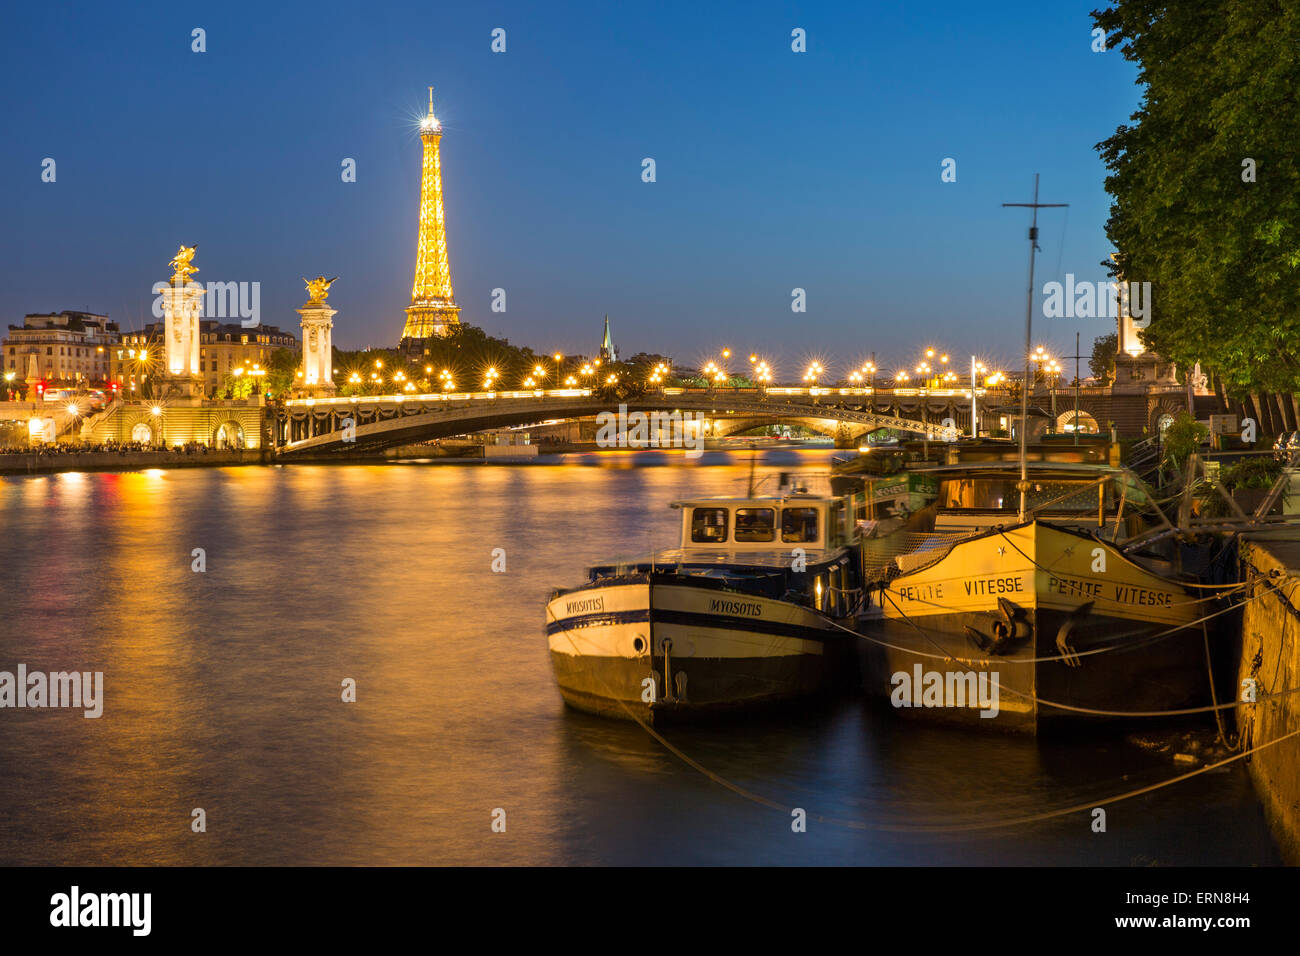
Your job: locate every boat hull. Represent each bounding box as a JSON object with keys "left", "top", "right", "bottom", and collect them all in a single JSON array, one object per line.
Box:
[
  {"left": 859, "top": 522, "right": 1214, "bottom": 732},
  {"left": 547, "top": 573, "right": 855, "bottom": 723}
]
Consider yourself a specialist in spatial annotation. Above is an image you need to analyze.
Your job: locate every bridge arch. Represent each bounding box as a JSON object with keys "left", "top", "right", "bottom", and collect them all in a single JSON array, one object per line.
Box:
[
  {"left": 1056, "top": 410, "right": 1100, "bottom": 434},
  {"left": 213, "top": 420, "right": 246, "bottom": 449},
  {"left": 272, "top": 390, "right": 953, "bottom": 457}
]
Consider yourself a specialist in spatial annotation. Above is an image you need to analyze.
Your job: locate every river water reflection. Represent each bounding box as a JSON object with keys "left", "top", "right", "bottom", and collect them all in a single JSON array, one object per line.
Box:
[{"left": 0, "top": 451, "right": 1280, "bottom": 864}]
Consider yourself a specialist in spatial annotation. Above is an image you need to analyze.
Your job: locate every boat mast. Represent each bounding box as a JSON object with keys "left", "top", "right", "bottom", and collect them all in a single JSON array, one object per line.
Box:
[
  {"left": 1072, "top": 331, "right": 1081, "bottom": 446},
  {"left": 1002, "top": 174, "right": 1068, "bottom": 522}
]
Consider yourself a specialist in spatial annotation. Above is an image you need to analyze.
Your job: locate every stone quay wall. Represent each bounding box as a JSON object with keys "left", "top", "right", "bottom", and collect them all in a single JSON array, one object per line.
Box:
[{"left": 1237, "top": 535, "right": 1300, "bottom": 863}]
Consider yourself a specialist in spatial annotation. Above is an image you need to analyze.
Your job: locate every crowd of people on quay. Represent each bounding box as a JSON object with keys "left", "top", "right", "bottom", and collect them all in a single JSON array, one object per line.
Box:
[{"left": 0, "top": 440, "right": 228, "bottom": 457}]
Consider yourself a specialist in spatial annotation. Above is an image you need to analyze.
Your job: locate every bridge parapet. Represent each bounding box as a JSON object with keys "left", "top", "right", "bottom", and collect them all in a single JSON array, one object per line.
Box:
[{"left": 273, "top": 387, "right": 971, "bottom": 456}]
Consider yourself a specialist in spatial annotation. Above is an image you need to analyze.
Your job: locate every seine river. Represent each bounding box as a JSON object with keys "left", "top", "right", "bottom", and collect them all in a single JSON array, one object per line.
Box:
[{"left": 0, "top": 450, "right": 1281, "bottom": 865}]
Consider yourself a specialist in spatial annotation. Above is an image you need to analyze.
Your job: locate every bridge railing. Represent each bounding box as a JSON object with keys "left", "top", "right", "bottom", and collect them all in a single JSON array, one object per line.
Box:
[
  {"left": 283, "top": 388, "right": 594, "bottom": 408},
  {"left": 282, "top": 384, "right": 990, "bottom": 408}
]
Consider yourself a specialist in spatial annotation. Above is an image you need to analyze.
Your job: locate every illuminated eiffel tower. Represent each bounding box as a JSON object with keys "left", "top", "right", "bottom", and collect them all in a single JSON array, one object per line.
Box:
[{"left": 400, "top": 86, "right": 461, "bottom": 348}]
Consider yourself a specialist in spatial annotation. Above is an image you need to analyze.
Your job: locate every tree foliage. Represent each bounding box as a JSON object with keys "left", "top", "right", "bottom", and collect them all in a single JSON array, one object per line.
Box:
[
  {"left": 332, "top": 324, "right": 549, "bottom": 394},
  {"left": 1093, "top": 0, "right": 1300, "bottom": 396},
  {"left": 265, "top": 347, "right": 297, "bottom": 397},
  {"left": 1161, "top": 411, "right": 1208, "bottom": 471},
  {"left": 1090, "top": 333, "right": 1118, "bottom": 384}
]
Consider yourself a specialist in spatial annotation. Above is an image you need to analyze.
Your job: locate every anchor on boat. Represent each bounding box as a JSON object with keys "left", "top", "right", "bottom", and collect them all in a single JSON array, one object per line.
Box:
[{"left": 964, "top": 596, "right": 1031, "bottom": 656}]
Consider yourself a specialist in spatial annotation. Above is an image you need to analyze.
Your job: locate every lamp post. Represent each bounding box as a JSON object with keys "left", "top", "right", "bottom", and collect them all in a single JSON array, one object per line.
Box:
[
  {"left": 970, "top": 359, "right": 988, "bottom": 438},
  {"left": 1047, "top": 358, "right": 1061, "bottom": 426}
]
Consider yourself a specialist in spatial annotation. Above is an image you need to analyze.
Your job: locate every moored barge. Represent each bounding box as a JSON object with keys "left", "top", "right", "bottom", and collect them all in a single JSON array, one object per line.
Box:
[{"left": 547, "top": 491, "right": 862, "bottom": 723}]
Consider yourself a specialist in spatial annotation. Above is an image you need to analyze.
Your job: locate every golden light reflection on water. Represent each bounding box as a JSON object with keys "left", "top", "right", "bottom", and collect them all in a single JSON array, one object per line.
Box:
[{"left": 0, "top": 450, "right": 1281, "bottom": 865}]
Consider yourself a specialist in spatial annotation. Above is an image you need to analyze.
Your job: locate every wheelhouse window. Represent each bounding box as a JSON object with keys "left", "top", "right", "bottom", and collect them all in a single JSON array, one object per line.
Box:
[
  {"left": 941, "top": 478, "right": 1107, "bottom": 513},
  {"left": 734, "top": 508, "right": 776, "bottom": 542},
  {"left": 781, "top": 507, "right": 819, "bottom": 543},
  {"left": 691, "top": 507, "right": 729, "bottom": 543}
]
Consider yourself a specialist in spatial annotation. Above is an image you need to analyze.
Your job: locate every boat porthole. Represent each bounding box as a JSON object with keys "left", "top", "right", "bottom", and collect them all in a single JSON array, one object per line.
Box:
[{"left": 633, "top": 636, "right": 646, "bottom": 654}]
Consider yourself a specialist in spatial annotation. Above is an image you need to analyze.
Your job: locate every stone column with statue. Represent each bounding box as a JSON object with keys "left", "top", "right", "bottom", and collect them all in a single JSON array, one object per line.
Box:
[
  {"left": 297, "top": 276, "right": 338, "bottom": 395},
  {"left": 158, "top": 244, "right": 206, "bottom": 399}
]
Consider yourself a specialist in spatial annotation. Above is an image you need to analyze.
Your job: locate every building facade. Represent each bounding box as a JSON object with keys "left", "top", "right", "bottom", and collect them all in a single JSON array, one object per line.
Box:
[
  {"left": 3, "top": 311, "right": 120, "bottom": 388},
  {"left": 110, "top": 321, "right": 299, "bottom": 398}
]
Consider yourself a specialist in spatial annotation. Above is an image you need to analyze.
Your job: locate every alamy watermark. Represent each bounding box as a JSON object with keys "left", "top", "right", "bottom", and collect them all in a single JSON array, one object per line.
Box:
[
  {"left": 50, "top": 886, "right": 150, "bottom": 936},
  {"left": 890, "top": 665, "right": 1000, "bottom": 718},
  {"left": 0, "top": 664, "right": 103, "bottom": 718},
  {"left": 1042, "top": 273, "right": 1151, "bottom": 326},
  {"left": 595, "top": 403, "right": 705, "bottom": 458},
  {"left": 152, "top": 280, "right": 261, "bottom": 327}
]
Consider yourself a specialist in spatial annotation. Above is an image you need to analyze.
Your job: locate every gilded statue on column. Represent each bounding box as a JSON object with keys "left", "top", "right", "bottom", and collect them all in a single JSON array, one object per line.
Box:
[
  {"left": 304, "top": 276, "right": 339, "bottom": 303},
  {"left": 168, "top": 244, "right": 199, "bottom": 284}
]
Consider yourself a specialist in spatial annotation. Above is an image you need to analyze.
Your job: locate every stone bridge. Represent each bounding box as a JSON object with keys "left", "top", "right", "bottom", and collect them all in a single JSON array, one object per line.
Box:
[{"left": 272, "top": 386, "right": 993, "bottom": 456}]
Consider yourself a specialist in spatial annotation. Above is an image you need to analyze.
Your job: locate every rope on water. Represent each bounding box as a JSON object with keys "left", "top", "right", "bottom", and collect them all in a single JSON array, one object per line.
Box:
[
  {"left": 546, "top": 594, "right": 1300, "bottom": 833},
  {"left": 548, "top": 595, "right": 1300, "bottom": 832}
]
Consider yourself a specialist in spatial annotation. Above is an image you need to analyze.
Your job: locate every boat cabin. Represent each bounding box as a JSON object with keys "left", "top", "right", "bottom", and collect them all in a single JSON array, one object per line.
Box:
[
  {"left": 670, "top": 494, "right": 850, "bottom": 552},
  {"left": 923, "top": 462, "right": 1149, "bottom": 535}
]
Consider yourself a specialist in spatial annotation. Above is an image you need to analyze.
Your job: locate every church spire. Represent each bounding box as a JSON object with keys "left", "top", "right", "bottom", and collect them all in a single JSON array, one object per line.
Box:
[{"left": 599, "top": 314, "right": 617, "bottom": 363}]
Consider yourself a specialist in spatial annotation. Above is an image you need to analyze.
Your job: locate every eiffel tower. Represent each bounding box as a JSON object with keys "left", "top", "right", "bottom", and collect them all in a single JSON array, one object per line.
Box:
[{"left": 400, "top": 86, "right": 461, "bottom": 350}]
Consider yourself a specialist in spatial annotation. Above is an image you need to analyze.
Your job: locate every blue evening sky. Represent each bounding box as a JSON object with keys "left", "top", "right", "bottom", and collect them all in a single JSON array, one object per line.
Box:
[{"left": 1, "top": 1, "right": 1138, "bottom": 378}]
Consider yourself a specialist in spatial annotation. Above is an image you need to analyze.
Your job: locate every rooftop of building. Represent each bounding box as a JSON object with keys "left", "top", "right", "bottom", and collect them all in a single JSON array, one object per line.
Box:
[
  {"left": 127, "top": 319, "right": 298, "bottom": 339},
  {"left": 11, "top": 311, "right": 119, "bottom": 333}
]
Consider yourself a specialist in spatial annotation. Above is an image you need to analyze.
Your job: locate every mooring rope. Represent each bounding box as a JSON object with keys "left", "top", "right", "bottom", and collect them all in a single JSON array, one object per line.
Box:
[
  {"left": 545, "top": 591, "right": 1300, "bottom": 834},
  {"left": 837, "top": 589, "right": 1300, "bottom": 717},
  {"left": 996, "top": 530, "right": 1243, "bottom": 603},
  {"left": 850, "top": 581, "right": 1264, "bottom": 668}
]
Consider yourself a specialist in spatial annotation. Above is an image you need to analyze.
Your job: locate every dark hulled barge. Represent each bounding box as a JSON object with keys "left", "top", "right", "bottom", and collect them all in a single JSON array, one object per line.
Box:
[{"left": 546, "top": 491, "right": 862, "bottom": 723}]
